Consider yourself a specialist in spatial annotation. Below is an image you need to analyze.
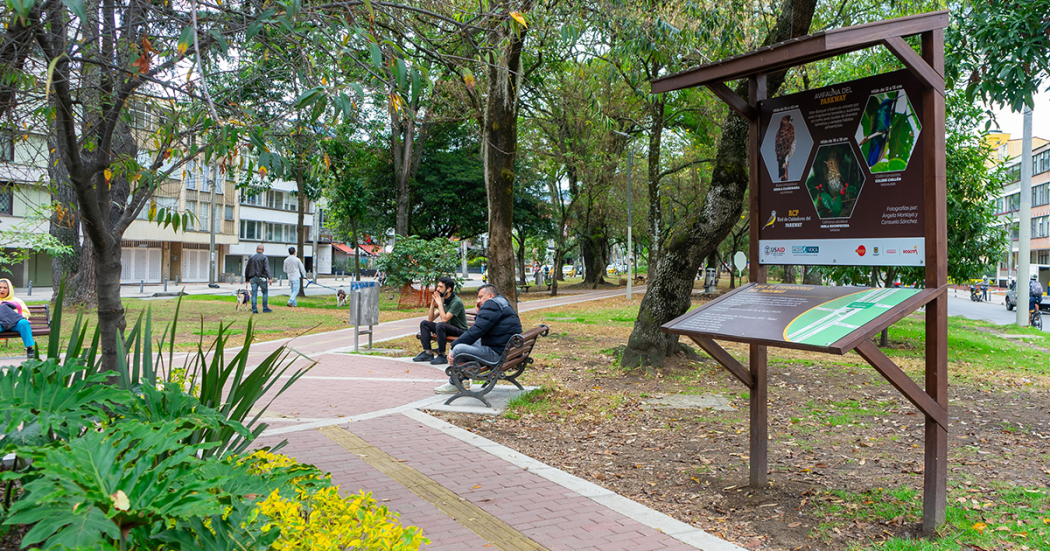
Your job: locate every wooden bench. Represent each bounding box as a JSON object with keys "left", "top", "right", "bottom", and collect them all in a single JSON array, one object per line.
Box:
[
  {"left": 443, "top": 324, "right": 549, "bottom": 407},
  {"left": 0, "top": 304, "right": 51, "bottom": 342}
]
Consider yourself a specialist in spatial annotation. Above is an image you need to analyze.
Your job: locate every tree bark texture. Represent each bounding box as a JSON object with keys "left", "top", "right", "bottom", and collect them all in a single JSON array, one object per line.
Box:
[
  {"left": 622, "top": 0, "right": 818, "bottom": 368},
  {"left": 296, "top": 170, "right": 307, "bottom": 297},
  {"left": 646, "top": 92, "right": 665, "bottom": 273},
  {"left": 803, "top": 265, "right": 822, "bottom": 284},
  {"left": 783, "top": 265, "right": 797, "bottom": 283},
  {"left": 481, "top": 4, "right": 533, "bottom": 308}
]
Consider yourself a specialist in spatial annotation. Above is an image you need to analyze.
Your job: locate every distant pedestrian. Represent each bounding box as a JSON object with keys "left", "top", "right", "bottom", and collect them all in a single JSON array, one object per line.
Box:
[
  {"left": 284, "top": 247, "right": 309, "bottom": 307},
  {"left": 244, "top": 244, "right": 273, "bottom": 314}
]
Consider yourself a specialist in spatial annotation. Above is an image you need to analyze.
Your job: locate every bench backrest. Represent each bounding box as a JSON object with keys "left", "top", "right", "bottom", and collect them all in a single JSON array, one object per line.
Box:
[
  {"left": 499, "top": 324, "right": 549, "bottom": 369},
  {"left": 0, "top": 304, "right": 50, "bottom": 334}
]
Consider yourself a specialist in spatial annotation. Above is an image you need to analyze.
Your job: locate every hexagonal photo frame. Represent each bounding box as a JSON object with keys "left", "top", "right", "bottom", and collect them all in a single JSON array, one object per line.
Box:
[
  {"left": 760, "top": 109, "right": 813, "bottom": 183},
  {"left": 804, "top": 143, "right": 866, "bottom": 219},
  {"left": 854, "top": 90, "right": 921, "bottom": 173}
]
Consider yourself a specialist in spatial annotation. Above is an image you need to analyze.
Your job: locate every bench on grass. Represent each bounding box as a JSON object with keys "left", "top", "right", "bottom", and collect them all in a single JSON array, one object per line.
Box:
[
  {"left": 415, "top": 310, "right": 476, "bottom": 346},
  {"left": 443, "top": 324, "right": 549, "bottom": 407},
  {"left": 0, "top": 305, "right": 51, "bottom": 341}
]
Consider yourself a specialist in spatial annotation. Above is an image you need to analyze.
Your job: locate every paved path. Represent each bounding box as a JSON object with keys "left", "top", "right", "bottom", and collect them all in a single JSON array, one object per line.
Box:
[{"left": 244, "top": 287, "right": 742, "bottom": 550}]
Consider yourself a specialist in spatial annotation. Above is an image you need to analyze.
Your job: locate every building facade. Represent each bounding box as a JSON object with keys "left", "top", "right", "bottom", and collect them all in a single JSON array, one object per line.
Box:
[{"left": 994, "top": 140, "right": 1050, "bottom": 286}]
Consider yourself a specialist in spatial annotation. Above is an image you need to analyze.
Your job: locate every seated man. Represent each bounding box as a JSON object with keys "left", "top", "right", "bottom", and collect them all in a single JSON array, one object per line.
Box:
[
  {"left": 413, "top": 276, "right": 468, "bottom": 365},
  {"left": 435, "top": 283, "right": 522, "bottom": 394}
]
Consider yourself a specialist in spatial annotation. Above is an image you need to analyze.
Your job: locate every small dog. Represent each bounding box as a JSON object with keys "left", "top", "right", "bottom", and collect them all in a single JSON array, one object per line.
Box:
[
  {"left": 336, "top": 289, "right": 348, "bottom": 307},
  {"left": 235, "top": 289, "right": 251, "bottom": 312}
]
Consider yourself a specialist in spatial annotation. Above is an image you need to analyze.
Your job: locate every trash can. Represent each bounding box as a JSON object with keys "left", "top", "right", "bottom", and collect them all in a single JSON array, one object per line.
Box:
[
  {"left": 704, "top": 268, "right": 717, "bottom": 292},
  {"left": 349, "top": 281, "right": 379, "bottom": 352}
]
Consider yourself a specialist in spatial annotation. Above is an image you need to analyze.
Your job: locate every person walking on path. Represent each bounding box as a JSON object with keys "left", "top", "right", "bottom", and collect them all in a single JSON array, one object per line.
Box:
[
  {"left": 413, "top": 276, "right": 469, "bottom": 366},
  {"left": 0, "top": 279, "right": 35, "bottom": 359},
  {"left": 284, "top": 247, "right": 309, "bottom": 307},
  {"left": 437, "top": 283, "right": 522, "bottom": 393},
  {"left": 245, "top": 244, "right": 273, "bottom": 314}
]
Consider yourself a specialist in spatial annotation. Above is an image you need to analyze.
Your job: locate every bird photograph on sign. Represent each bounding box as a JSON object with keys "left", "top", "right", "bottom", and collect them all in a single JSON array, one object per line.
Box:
[
  {"left": 804, "top": 143, "right": 865, "bottom": 219},
  {"left": 759, "top": 109, "right": 812, "bottom": 183},
  {"left": 855, "top": 90, "right": 921, "bottom": 173}
]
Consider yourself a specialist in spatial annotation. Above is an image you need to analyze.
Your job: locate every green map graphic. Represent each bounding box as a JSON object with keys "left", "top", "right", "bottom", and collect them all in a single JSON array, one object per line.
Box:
[{"left": 783, "top": 288, "right": 920, "bottom": 346}]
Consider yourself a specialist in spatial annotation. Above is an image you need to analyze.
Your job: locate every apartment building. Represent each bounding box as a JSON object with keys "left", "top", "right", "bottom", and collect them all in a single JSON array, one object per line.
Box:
[
  {"left": 993, "top": 140, "right": 1050, "bottom": 285},
  {"left": 0, "top": 101, "right": 332, "bottom": 288},
  {"left": 229, "top": 179, "right": 320, "bottom": 281}
]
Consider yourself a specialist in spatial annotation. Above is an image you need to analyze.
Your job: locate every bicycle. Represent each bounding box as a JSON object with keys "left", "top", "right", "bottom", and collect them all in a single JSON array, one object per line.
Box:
[{"left": 1031, "top": 302, "right": 1043, "bottom": 330}]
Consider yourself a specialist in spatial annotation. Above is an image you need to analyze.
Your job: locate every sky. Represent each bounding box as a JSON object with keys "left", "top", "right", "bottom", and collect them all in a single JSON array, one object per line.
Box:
[{"left": 987, "top": 90, "right": 1050, "bottom": 140}]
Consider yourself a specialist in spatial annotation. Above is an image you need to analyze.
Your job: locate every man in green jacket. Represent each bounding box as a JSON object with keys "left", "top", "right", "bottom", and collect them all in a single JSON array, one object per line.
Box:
[{"left": 413, "top": 276, "right": 468, "bottom": 365}]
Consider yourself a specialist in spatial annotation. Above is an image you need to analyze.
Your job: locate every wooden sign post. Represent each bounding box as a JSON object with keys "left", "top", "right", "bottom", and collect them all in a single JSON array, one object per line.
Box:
[{"left": 651, "top": 11, "right": 949, "bottom": 532}]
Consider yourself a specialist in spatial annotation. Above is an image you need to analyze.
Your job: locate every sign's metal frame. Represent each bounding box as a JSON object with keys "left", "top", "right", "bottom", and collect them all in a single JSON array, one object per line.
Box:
[{"left": 651, "top": 11, "right": 949, "bottom": 532}]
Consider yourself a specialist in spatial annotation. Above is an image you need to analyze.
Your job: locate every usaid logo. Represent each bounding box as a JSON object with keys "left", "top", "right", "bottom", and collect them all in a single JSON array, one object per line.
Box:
[
  {"left": 792, "top": 246, "right": 819, "bottom": 254},
  {"left": 765, "top": 246, "right": 786, "bottom": 256}
]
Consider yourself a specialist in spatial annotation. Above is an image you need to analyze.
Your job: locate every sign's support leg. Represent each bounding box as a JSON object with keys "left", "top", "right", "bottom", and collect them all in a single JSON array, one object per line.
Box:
[
  {"left": 746, "top": 73, "right": 768, "bottom": 489},
  {"left": 749, "top": 343, "right": 768, "bottom": 487},
  {"left": 921, "top": 28, "right": 948, "bottom": 533}
]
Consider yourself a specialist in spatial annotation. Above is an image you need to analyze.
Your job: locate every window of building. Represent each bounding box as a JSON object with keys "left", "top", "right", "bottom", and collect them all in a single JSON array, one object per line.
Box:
[
  {"left": 1007, "top": 164, "right": 1021, "bottom": 183},
  {"left": 184, "top": 161, "right": 198, "bottom": 190},
  {"left": 240, "top": 188, "right": 264, "bottom": 206},
  {"left": 1040, "top": 250, "right": 1050, "bottom": 265},
  {"left": 0, "top": 134, "right": 13, "bottom": 163},
  {"left": 1006, "top": 193, "right": 1020, "bottom": 212},
  {"left": 225, "top": 205, "right": 234, "bottom": 220},
  {"left": 0, "top": 183, "right": 12, "bottom": 214},
  {"left": 185, "top": 200, "right": 196, "bottom": 230}
]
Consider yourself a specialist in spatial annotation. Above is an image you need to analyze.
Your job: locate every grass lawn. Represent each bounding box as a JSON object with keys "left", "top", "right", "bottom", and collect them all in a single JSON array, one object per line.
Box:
[{"left": 425, "top": 295, "right": 1050, "bottom": 551}]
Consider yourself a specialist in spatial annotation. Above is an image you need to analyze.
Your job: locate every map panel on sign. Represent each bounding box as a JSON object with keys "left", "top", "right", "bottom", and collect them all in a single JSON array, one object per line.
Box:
[{"left": 663, "top": 283, "right": 920, "bottom": 352}]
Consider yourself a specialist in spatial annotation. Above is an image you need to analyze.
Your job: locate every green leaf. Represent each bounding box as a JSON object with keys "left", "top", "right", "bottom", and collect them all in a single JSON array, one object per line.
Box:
[
  {"left": 245, "top": 8, "right": 275, "bottom": 41},
  {"left": 61, "top": 0, "right": 88, "bottom": 23},
  {"left": 369, "top": 42, "right": 383, "bottom": 71},
  {"left": 8, "top": 0, "right": 35, "bottom": 21}
]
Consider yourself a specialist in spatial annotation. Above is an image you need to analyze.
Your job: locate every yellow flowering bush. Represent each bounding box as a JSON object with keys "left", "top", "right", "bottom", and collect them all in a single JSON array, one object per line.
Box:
[{"left": 250, "top": 451, "right": 428, "bottom": 551}]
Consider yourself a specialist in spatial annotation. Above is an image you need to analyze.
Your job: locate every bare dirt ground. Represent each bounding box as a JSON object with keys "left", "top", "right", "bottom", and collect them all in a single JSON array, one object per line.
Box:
[{"left": 433, "top": 295, "right": 1050, "bottom": 550}]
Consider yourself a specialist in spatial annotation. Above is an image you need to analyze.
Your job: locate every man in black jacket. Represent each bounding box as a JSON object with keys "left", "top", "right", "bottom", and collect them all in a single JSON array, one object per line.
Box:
[
  {"left": 436, "top": 284, "right": 522, "bottom": 394},
  {"left": 244, "top": 244, "right": 273, "bottom": 314}
]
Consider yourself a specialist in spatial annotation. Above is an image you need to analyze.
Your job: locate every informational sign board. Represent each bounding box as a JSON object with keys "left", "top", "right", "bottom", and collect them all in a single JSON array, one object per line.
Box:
[
  {"left": 757, "top": 69, "right": 925, "bottom": 266},
  {"left": 665, "top": 283, "right": 920, "bottom": 351}
]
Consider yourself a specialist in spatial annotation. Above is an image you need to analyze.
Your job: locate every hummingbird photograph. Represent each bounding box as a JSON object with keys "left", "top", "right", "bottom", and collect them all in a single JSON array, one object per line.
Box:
[{"left": 857, "top": 91, "right": 920, "bottom": 173}]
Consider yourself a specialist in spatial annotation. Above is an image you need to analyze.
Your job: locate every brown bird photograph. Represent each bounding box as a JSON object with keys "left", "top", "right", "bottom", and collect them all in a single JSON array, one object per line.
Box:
[{"left": 774, "top": 115, "right": 796, "bottom": 181}]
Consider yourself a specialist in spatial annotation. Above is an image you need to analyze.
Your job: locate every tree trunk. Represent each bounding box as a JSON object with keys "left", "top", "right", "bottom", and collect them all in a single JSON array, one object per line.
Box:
[
  {"left": 550, "top": 247, "right": 565, "bottom": 296},
  {"left": 622, "top": 0, "right": 818, "bottom": 368},
  {"left": 516, "top": 235, "right": 527, "bottom": 285},
  {"left": 296, "top": 171, "right": 307, "bottom": 298},
  {"left": 481, "top": 5, "right": 532, "bottom": 308},
  {"left": 646, "top": 93, "right": 665, "bottom": 273},
  {"left": 581, "top": 229, "right": 606, "bottom": 287},
  {"left": 783, "top": 265, "right": 797, "bottom": 283},
  {"left": 391, "top": 111, "right": 413, "bottom": 237},
  {"left": 803, "top": 265, "right": 822, "bottom": 284}
]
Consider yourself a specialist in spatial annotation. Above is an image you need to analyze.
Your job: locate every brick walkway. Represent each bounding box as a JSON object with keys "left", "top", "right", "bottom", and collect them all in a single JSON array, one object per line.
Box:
[{"left": 248, "top": 289, "right": 744, "bottom": 551}]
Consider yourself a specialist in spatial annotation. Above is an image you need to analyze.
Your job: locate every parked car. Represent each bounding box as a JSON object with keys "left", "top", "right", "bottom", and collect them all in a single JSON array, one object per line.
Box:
[{"left": 562, "top": 264, "right": 578, "bottom": 277}]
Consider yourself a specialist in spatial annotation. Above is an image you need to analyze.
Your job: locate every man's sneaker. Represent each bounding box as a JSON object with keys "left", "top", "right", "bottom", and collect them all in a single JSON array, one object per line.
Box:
[
  {"left": 412, "top": 351, "right": 435, "bottom": 362},
  {"left": 430, "top": 354, "right": 448, "bottom": 365},
  {"left": 252, "top": 309, "right": 259, "bottom": 314},
  {"left": 434, "top": 381, "right": 469, "bottom": 394},
  {"left": 262, "top": 308, "right": 274, "bottom": 313},
  {"left": 26, "top": 348, "right": 34, "bottom": 360}
]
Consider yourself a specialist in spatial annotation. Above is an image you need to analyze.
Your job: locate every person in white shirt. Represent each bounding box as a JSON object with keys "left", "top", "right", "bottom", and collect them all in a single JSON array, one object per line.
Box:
[{"left": 284, "top": 247, "right": 309, "bottom": 307}]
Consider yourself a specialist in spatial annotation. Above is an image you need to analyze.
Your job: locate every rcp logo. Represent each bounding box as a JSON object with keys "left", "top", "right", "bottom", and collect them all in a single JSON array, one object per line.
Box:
[
  {"left": 903, "top": 246, "right": 919, "bottom": 255},
  {"left": 855, "top": 245, "right": 866, "bottom": 257},
  {"left": 792, "top": 246, "right": 819, "bottom": 254}
]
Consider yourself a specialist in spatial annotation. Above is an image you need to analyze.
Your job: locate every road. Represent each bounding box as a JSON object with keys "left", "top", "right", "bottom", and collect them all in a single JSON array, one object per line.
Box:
[{"left": 945, "top": 288, "right": 1048, "bottom": 331}]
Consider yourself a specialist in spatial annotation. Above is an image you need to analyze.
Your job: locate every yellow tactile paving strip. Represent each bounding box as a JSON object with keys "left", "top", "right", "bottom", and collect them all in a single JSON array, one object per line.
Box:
[{"left": 318, "top": 425, "right": 549, "bottom": 551}]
